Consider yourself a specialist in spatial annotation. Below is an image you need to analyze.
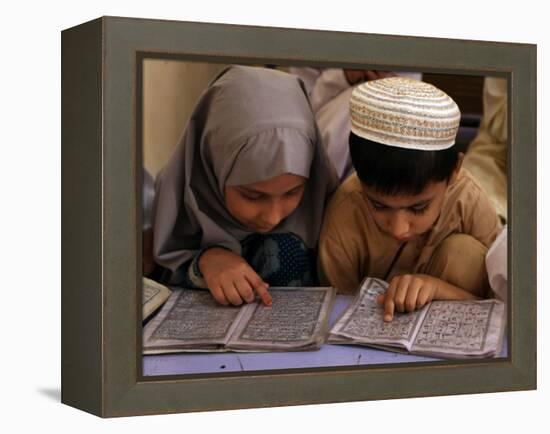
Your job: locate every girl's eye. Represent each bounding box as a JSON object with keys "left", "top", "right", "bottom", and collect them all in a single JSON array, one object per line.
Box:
[
  {"left": 285, "top": 186, "right": 304, "bottom": 197},
  {"left": 241, "top": 192, "right": 264, "bottom": 201}
]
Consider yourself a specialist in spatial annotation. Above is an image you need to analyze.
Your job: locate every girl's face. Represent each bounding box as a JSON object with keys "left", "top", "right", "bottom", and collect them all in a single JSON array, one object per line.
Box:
[{"left": 224, "top": 173, "right": 307, "bottom": 233}]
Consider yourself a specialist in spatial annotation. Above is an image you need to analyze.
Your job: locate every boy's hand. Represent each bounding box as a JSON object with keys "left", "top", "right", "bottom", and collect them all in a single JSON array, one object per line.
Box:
[
  {"left": 377, "top": 274, "right": 439, "bottom": 322},
  {"left": 199, "top": 247, "right": 272, "bottom": 307}
]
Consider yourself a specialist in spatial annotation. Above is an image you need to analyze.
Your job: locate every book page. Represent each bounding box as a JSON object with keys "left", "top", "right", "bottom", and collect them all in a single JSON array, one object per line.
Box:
[
  {"left": 228, "top": 287, "right": 336, "bottom": 351},
  {"left": 142, "top": 277, "right": 172, "bottom": 320},
  {"left": 410, "top": 299, "right": 505, "bottom": 358},
  {"left": 329, "top": 278, "right": 427, "bottom": 351},
  {"left": 142, "top": 289, "right": 250, "bottom": 354}
]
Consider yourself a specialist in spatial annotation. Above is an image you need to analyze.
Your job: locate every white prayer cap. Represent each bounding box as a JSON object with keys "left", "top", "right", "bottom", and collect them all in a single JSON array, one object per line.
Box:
[{"left": 350, "top": 77, "right": 461, "bottom": 150}]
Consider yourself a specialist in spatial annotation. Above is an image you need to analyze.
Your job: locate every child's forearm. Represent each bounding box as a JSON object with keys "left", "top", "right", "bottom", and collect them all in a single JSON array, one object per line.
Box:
[{"left": 432, "top": 276, "right": 481, "bottom": 301}]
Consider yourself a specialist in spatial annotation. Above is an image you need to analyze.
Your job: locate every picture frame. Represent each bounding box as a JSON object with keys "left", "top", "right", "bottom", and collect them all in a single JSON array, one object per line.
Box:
[{"left": 61, "top": 16, "right": 536, "bottom": 417}]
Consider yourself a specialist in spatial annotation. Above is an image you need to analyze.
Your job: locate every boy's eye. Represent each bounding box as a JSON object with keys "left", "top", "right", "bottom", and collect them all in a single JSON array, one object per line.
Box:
[
  {"left": 409, "top": 204, "right": 429, "bottom": 215},
  {"left": 370, "top": 200, "right": 388, "bottom": 210}
]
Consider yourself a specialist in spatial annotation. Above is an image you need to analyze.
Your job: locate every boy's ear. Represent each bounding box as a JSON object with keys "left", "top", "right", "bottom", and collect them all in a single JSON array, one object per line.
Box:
[{"left": 448, "top": 152, "right": 464, "bottom": 186}]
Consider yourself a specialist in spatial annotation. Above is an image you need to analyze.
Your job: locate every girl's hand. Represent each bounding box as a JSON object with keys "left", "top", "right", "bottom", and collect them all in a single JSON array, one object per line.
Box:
[
  {"left": 377, "top": 274, "right": 439, "bottom": 322},
  {"left": 198, "top": 247, "right": 272, "bottom": 307}
]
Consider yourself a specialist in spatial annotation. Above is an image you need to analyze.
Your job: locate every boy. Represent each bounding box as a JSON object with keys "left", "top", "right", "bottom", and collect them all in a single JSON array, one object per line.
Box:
[{"left": 318, "top": 77, "right": 502, "bottom": 322}]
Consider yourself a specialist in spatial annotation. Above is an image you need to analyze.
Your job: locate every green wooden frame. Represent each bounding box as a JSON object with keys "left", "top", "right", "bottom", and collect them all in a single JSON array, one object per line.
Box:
[{"left": 61, "top": 16, "right": 536, "bottom": 417}]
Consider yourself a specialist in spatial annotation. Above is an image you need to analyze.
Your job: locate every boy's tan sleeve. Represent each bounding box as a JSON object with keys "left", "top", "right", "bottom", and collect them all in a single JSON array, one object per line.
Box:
[{"left": 318, "top": 201, "right": 363, "bottom": 295}]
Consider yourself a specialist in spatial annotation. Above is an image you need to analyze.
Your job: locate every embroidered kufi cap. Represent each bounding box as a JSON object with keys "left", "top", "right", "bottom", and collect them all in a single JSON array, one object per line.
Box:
[{"left": 349, "top": 77, "right": 461, "bottom": 150}]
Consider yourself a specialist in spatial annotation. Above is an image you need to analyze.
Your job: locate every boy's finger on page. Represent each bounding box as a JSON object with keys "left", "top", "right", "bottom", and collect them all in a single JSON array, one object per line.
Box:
[
  {"left": 377, "top": 294, "right": 385, "bottom": 304},
  {"left": 394, "top": 275, "right": 411, "bottom": 313},
  {"left": 383, "top": 278, "right": 399, "bottom": 320},
  {"left": 384, "top": 299, "right": 394, "bottom": 322}
]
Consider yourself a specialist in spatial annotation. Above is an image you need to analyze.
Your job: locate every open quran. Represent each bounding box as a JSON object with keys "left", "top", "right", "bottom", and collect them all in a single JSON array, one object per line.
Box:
[
  {"left": 142, "top": 277, "right": 172, "bottom": 320},
  {"left": 143, "top": 286, "right": 336, "bottom": 354},
  {"left": 328, "top": 278, "right": 506, "bottom": 359}
]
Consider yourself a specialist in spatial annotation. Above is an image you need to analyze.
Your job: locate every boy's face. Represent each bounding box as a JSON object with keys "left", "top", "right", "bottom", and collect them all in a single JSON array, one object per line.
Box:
[
  {"left": 224, "top": 173, "right": 306, "bottom": 233},
  {"left": 361, "top": 162, "right": 461, "bottom": 243},
  {"left": 362, "top": 182, "right": 448, "bottom": 242}
]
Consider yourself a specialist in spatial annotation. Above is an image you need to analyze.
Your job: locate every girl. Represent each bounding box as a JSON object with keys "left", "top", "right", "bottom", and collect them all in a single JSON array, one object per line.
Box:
[{"left": 153, "top": 65, "right": 338, "bottom": 307}]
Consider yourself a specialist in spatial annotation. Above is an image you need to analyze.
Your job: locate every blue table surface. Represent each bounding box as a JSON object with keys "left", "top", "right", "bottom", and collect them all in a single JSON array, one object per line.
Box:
[{"left": 142, "top": 295, "right": 508, "bottom": 376}]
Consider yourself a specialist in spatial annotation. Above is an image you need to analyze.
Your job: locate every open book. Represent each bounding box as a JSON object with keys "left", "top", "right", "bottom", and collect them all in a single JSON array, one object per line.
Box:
[
  {"left": 328, "top": 278, "right": 505, "bottom": 359},
  {"left": 142, "top": 277, "right": 172, "bottom": 320},
  {"left": 143, "top": 286, "right": 336, "bottom": 354}
]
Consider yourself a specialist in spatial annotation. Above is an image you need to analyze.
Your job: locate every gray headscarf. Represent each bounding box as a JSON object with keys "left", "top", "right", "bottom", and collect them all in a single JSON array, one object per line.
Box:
[{"left": 153, "top": 65, "right": 338, "bottom": 275}]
